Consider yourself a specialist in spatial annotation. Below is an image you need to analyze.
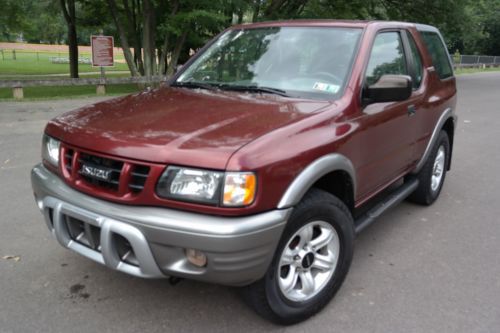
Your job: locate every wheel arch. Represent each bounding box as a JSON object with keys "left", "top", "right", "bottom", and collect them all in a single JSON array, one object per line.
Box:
[{"left": 277, "top": 154, "right": 356, "bottom": 212}]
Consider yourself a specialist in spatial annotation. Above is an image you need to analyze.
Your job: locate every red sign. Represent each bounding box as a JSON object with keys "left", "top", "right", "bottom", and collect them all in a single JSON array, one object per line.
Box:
[{"left": 91, "top": 35, "right": 114, "bottom": 67}]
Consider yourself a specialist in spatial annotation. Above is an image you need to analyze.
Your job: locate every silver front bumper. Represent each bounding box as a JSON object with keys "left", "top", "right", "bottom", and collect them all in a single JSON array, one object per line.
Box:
[{"left": 31, "top": 164, "right": 291, "bottom": 286}]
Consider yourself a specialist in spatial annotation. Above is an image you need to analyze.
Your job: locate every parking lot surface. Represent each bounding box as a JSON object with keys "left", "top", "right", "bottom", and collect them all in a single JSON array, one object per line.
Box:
[{"left": 1, "top": 73, "right": 500, "bottom": 332}]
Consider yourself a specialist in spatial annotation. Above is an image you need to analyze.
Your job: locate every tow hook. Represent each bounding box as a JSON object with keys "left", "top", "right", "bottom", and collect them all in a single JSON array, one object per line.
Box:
[{"left": 169, "top": 276, "right": 183, "bottom": 286}]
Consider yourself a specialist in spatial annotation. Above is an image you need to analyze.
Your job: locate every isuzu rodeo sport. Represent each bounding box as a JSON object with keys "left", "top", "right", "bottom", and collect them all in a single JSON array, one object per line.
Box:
[{"left": 31, "top": 20, "right": 457, "bottom": 324}]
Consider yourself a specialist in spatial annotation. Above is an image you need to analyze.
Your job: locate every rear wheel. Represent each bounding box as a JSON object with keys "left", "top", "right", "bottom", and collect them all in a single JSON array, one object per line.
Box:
[
  {"left": 241, "top": 188, "right": 354, "bottom": 325},
  {"left": 408, "top": 130, "right": 450, "bottom": 205}
]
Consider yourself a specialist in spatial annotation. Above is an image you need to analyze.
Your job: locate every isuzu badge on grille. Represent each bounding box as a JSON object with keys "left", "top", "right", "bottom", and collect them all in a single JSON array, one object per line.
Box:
[{"left": 80, "top": 164, "right": 112, "bottom": 181}]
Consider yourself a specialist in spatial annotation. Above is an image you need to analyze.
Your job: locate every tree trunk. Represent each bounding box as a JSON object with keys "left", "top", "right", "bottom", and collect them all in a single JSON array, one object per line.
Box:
[
  {"left": 68, "top": 22, "right": 78, "bottom": 78},
  {"left": 158, "top": 38, "right": 169, "bottom": 75},
  {"left": 167, "top": 30, "right": 188, "bottom": 76},
  {"left": 107, "top": 0, "right": 140, "bottom": 76},
  {"left": 123, "top": 0, "right": 144, "bottom": 75},
  {"left": 237, "top": 6, "right": 244, "bottom": 24},
  {"left": 252, "top": 0, "right": 261, "bottom": 22},
  {"left": 60, "top": 0, "right": 79, "bottom": 78},
  {"left": 158, "top": 0, "right": 179, "bottom": 75},
  {"left": 142, "top": 0, "right": 155, "bottom": 79}
]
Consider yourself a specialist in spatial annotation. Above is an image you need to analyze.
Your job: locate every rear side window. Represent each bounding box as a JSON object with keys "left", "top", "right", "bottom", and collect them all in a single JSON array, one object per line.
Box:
[
  {"left": 420, "top": 31, "right": 453, "bottom": 79},
  {"left": 365, "top": 32, "right": 408, "bottom": 86},
  {"left": 405, "top": 31, "right": 423, "bottom": 88}
]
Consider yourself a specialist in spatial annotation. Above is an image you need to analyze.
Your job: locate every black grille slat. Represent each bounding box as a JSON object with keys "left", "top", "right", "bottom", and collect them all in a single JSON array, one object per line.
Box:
[
  {"left": 130, "top": 172, "right": 148, "bottom": 177},
  {"left": 64, "top": 149, "right": 74, "bottom": 173},
  {"left": 129, "top": 165, "right": 150, "bottom": 193}
]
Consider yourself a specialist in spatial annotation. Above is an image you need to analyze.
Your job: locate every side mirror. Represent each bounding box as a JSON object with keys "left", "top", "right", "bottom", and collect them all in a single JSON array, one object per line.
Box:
[{"left": 363, "top": 75, "right": 412, "bottom": 105}]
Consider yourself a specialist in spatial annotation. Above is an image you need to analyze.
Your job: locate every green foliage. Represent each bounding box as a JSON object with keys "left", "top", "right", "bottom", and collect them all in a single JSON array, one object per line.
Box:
[
  {"left": 22, "top": 1, "right": 66, "bottom": 44},
  {"left": 1, "top": 0, "right": 500, "bottom": 78},
  {"left": 0, "top": 0, "right": 45, "bottom": 41}
]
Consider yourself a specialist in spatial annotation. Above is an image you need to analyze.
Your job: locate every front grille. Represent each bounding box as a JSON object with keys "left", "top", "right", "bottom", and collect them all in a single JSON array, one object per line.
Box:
[
  {"left": 79, "top": 153, "right": 123, "bottom": 191},
  {"left": 61, "top": 145, "right": 152, "bottom": 196}
]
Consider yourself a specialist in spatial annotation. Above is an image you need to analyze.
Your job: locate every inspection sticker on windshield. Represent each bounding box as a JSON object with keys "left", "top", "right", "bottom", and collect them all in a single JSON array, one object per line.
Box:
[{"left": 313, "top": 82, "right": 340, "bottom": 93}]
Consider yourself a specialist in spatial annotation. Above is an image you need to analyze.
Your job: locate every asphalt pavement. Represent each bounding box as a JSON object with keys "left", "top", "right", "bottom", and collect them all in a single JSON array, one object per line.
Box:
[{"left": 1, "top": 73, "right": 499, "bottom": 333}]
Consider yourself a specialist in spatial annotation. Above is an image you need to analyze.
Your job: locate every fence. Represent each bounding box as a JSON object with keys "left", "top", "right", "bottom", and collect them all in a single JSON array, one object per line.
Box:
[
  {"left": 0, "top": 49, "right": 103, "bottom": 61},
  {"left": 0, "top": 76, "right": 167, "bottom": 99},
  {"left": 0, "top": 48, "right": 129, "bottom": 74},
  {"left": 453, "top": 54, "right": 500, "bottom": 68}
]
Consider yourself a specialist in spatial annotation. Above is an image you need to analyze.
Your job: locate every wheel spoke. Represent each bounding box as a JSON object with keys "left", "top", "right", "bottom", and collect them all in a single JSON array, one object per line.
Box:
[
  {"left": 299, "top": 271, "right": 315, "bottom": 295},
  {"left": 310, "top": 227, "right": 333, "bottom": 250},
  {"left": 436, "top": 150, "right": 445, "bottom": 164},
  {"left": 280, "top": 247, "right": 295, "bottom": 266},
  {"left": 297, "top": 224, "right": 313, "bottom": 249},
  {"left": 312, "top": 252, "right": 336, "bottom": 272},
  {"left": 431, "top": 147, "right": 446, "bottom": 192},
  {"left": 281, "top": 265, "right": 299, "bottom": 292}
]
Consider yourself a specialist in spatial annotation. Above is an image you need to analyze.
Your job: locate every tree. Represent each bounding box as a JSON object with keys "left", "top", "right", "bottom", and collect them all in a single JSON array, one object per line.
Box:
[
  {"left": 2, "top": 0, "right": 499, "bottom": 78},
  {"left": 106, "top": 0, "right": 140, "bottom": 76},
  {"left": 60, "top": 0, "right": 79, "bottom": 78}
]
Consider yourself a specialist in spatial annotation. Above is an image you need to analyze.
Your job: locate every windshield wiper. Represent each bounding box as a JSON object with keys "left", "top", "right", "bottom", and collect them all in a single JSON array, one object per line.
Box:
[
  {"left": 219, "top": 84, "right": 290, "bottom": 97},
  {"left": 170, "top": 81, "right": 218, "bottom": 91}
]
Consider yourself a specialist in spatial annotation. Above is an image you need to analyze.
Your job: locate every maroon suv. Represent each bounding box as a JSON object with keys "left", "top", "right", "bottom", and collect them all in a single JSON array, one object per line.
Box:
[{"left": 31, "top": 20, "right": 457, "bottom": 324}]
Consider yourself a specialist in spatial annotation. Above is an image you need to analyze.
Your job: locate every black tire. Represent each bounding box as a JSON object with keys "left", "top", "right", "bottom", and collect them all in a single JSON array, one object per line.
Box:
[
  {"left": 408, "top": 130, "right": 450, "bottom": 205},
  {"left": 241, "top": 188, "right": 354, "bottom": 325}
]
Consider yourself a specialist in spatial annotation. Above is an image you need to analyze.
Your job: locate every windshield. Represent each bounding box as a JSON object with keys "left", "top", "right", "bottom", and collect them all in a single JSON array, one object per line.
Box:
[{"left": 176, "top": 27, "right": 362, "bottom": 100}]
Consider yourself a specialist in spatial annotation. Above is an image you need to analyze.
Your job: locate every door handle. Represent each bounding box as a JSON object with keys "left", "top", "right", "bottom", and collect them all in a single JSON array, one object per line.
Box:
[{"left": 408, "top": 104, "right": 416, "bottom": 117}]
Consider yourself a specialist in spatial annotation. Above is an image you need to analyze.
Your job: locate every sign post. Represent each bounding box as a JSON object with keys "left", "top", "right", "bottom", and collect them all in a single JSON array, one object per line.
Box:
[{"left": 91, "top": 34, "right": 114, "bottom": 95}]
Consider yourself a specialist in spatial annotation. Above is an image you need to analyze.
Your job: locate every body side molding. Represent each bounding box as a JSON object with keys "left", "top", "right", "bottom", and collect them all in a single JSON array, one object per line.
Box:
[
  {"left": 277, "top": 153, "right": 356, "bottom": 209},
  {"left": 412, "top": 107, "right": 455, "bottom": 174}
]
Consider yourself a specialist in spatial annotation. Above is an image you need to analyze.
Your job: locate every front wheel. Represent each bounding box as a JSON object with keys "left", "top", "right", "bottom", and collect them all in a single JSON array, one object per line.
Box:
[
  {"left": 241, "top": 188, "right": 354, "bottom": 325},
  {"left": 408, "top": 130, "right": 450, "bottom": 205}
]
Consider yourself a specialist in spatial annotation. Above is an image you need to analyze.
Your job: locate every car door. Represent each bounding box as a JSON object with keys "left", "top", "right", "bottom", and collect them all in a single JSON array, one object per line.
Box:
[
  {"left": 355, "top": 30, "right": 418, "bottom": 199},
  {"left": 402, "top": 28, "right": 427, "bottom": 165}
]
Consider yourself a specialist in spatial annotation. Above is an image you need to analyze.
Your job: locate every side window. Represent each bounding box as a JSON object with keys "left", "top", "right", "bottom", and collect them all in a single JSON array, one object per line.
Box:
[
  {"left": 365, "top": 32, "right": 408, "bottom": 86},
  {"left": 406, "top": 31, "right": 423, "bottom": 88},
  {"left": 420, "top": 31, "right": 453, "bottom": 79}
]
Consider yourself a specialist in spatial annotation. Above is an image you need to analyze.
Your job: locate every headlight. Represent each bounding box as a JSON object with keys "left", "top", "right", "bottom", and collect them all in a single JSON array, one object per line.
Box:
[
  {"left": 42, "top": 135, "right": 60, "bottom": 167},
  {"left": 156, "top": 167, "right": 224, "bottom": 204},
  {"left": 156, "top": 167, "right": 256, "bottom": 207}
]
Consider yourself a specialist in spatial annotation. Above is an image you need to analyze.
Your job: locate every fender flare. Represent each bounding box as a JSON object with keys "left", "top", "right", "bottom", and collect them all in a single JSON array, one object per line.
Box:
[
  {"left": 412, "top": 107, "right": 456, "bottom": 174},
  {"left": 277, "top": 153, "right": 356, "bottom": 209}
]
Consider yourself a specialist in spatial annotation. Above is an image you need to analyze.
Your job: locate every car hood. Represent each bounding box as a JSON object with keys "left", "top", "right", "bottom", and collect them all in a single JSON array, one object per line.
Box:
[{"left": 46, "top": 86, "right": 333, "bottom": 169}]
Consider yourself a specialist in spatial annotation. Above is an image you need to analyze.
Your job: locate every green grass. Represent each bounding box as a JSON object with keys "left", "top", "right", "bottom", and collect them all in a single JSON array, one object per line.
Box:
[
  {"left": 0, "top": 83, "right": 140, "bottom": 100},
  {"left": 0, "top": 50, "right": 129, "bottom": 75},
  {"left": 454, "top": 66, "right": 500, "bottom": 75}
]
